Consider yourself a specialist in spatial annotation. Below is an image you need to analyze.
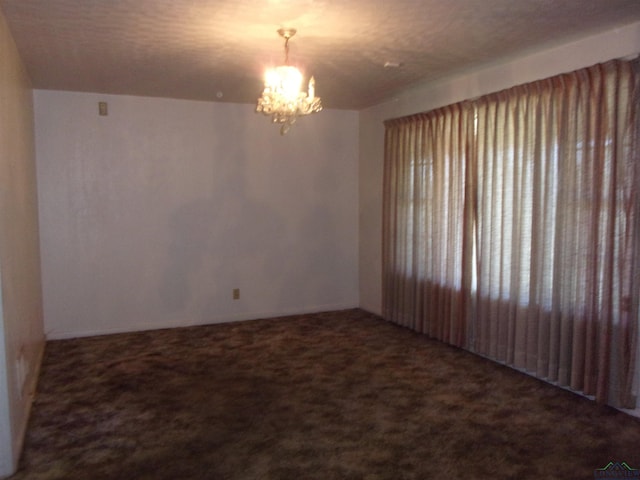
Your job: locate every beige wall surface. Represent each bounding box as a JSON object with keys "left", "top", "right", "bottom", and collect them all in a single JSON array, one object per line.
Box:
[
  {"left": 358, "top": 21, "right": 640, "bottom": 316},
  {"left": 0, "top": 8, "right": 45, "bottom": 478},
  {"left": 35, "top": 92, "right": 359, "bottom": 339}
]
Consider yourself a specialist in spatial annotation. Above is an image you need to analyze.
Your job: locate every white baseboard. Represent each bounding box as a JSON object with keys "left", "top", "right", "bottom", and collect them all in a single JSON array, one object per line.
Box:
[{"left": 45, "top": 303, "right": 360, "bottom": 340}]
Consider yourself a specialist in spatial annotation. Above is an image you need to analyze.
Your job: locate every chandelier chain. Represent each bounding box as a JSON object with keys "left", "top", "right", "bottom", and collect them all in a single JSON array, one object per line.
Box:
[{"left": 284, "top": 37, "right": 290, "bottom": 65}]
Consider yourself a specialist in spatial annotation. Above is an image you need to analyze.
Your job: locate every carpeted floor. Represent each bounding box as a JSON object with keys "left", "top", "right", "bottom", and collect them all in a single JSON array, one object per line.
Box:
[{"left": 9, "top": 309, "right": 640, "bottom": 479}]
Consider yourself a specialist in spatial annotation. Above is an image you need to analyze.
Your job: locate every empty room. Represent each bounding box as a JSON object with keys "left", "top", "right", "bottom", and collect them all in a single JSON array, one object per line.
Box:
[{"left": 1, "top": 1, "right": 640, "bottom": 478}]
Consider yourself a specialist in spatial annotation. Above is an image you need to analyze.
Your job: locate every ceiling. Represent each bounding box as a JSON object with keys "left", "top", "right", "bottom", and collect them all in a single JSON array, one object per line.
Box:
[{"left": 1, "top": 0, "right": 640, "bottom": 110}]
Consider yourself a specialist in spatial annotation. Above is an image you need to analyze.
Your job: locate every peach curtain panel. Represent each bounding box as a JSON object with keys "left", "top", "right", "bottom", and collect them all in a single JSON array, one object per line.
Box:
[
  {"left": 383, "top": 58, "right": 639, "bottom": 408},
  {"left": 383, "top": 104, "right": 475, "bottom": 347}
]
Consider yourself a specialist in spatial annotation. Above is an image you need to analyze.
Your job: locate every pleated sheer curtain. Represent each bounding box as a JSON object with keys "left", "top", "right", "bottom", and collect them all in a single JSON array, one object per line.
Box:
[{"left": 383, "top": 58, "right": 640, "bottom": 408}]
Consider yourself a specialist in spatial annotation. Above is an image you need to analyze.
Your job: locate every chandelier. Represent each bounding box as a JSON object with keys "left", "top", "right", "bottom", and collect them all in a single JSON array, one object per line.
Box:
[{"left": 256, "top": 28, "right": 322, "bottom": 135}]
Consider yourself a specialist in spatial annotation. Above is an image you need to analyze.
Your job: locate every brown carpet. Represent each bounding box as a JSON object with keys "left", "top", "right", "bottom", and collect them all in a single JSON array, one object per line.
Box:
[{"left": 10, "top": 309, "right": 640, "bottom": 480}]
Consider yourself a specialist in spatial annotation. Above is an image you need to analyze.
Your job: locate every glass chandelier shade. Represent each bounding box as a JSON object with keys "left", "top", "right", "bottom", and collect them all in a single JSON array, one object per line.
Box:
[{"left": 256, "top": 28, "right": 322, "bottom": 135}]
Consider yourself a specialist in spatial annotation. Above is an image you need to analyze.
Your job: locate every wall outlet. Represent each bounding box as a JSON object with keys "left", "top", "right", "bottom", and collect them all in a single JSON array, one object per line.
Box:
[{"left": 233, "top": 288, "right": 240, "bottom": 300}]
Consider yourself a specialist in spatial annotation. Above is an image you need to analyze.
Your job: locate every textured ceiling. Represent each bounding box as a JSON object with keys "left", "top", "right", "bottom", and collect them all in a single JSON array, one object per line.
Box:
[{"left": 1, "top": 0, "right": 640, "bottom": 110}]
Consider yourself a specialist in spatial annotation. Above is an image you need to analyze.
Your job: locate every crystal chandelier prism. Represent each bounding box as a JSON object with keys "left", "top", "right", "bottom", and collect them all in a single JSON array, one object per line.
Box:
[{"left": 256, "top": 28, "right": 322, "bottom": 135}]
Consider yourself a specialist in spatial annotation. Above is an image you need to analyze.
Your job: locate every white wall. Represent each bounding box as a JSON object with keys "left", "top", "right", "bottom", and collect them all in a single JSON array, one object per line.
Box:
[
  {"left": 35, "top": 91, "right": 359, "bottom": 339},
  {"left": 358, "top": 21, "right": 640, "bottom": 315},
  {"left": 0, "top": 8, "right": 45, "bottom": 478}
]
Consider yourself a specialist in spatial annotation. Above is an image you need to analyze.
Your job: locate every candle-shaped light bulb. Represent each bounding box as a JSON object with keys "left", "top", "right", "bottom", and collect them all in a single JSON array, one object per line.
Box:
[{"left": 308, "top": 76, "right": 315, "bottom": 99}]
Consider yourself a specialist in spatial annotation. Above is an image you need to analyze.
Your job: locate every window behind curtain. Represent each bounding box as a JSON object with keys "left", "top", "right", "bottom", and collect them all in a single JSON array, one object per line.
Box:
[{"left": 382, "top": 58, "right": 640, "bottom": 409}]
